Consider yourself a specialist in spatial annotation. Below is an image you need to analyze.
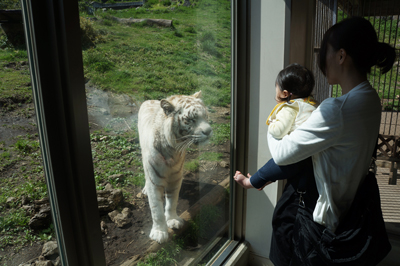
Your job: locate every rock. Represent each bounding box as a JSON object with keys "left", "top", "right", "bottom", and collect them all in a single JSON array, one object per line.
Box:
[
  {"left": 100, "top": 220, "right": 108, "bottom": 235},
  {"left": 35, "top": 260, "right": 53, "bottom": 266},
  {"left": 108, "top": 210, "right": 119, "bottom": 220},
  {"left": 97, "top": 184, "right": 123, "bottom": 215},
  {"left": 97, "top": 108, "right": 109, "bottom": 115},
  {"left": 42, "top": 241, "right": 58, "bottom": 260},
  {"left": 29, "top": 206, "right": 52, "bottom": 230},
  {"left": 21, "top": 195, "right": 32, "bottom": 205},
  {"left": 35, "top": 255, "right": 53, "bottom": 266},
  {"left": 108, "top": 208, "right": 131, "bottom": 228},
  {"left": 53, "top": 257, "right": 61, "bottom": 266},
  {"left": 109, "top": 174, "right": 124, "bottom": 181},
  {"left": 121, "top": 147, "right": 132, "bottom": 155},
  {"left": 121, "top": 207, "right": 131, "bottom": 217},
  {"left": 22, "top": 205, "right": 35, "bottom": 215},
  {"left": 29, "top": 199, "right": 52, "bottom": 230},
  {"left": 136, "top": 192, "right": 145, "bottom": 199},
  {"left": 219, "top": 161, "right": 229, "bottom": 168},
  {"left": 6, "top": 197, "right": 17, "bottom": 206}
]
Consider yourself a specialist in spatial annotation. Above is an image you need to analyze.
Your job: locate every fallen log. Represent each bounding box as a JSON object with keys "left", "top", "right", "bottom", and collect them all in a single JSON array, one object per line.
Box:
[
  {"left": 111, "top": 17, "right": 173, "bottom": 27},
  {"left": 91, "top": 1, "right": 143, "bottom": 10}
]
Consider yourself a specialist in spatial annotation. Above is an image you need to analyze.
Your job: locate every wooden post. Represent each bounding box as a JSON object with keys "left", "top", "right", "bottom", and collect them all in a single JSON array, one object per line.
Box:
[{"left": 389, "top": 161, "right": 398, "bottom": 185}]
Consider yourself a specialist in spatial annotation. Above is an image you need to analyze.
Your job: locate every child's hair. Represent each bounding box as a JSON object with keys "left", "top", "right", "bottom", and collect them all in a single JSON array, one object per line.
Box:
[
  {"left": 276, "top": 63, "right": 315, "bottom": 102},
  {"left": 318, "top": 16, "right": 396, "bottom": 76}
]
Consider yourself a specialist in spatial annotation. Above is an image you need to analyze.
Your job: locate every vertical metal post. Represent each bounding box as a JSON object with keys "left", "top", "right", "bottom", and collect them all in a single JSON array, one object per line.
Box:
[{"left": 20, "top": 0, "right": 106, "bottom": 265}]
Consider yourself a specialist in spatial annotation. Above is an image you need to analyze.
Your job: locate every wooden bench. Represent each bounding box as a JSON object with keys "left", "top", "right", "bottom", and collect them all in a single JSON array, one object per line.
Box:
[{"left": 377, "top": 134, "right": 400, "bottom": 185}]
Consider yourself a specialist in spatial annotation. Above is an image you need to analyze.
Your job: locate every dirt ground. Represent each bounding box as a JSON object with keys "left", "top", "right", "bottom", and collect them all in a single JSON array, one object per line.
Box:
[{"left": 0, "top": 91, "right": 231, "bottom": 266}]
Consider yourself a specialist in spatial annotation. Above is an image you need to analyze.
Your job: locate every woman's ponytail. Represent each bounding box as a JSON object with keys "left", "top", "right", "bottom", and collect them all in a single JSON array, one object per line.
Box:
[
  {"left": 375, "top": 42, "right": 397, "bottom": 74},
  {"left": 319, "top": 17, "right": 398, "bottom": 76}
]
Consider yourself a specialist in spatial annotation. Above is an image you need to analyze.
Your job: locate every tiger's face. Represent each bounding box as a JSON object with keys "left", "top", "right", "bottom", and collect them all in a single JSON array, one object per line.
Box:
[{"left": 161, "top": 91, "right": 212, "bottom": 151}]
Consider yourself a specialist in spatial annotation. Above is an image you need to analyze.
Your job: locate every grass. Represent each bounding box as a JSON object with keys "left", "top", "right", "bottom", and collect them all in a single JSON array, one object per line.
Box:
[
  {"left": 0, "top": 1, "right": 231, "bottom": 107},
  {"left": 80, "top": 1, "right": 231, "bottom": 105},
  {"left": 137, "top": 204, "right": 222, "bottom": 266},
  {"left": 210, "top": 122, "right": 230, "bottom": 145},
  {"left": 138, "top": 236, "right": 184, "bottom": 266}
]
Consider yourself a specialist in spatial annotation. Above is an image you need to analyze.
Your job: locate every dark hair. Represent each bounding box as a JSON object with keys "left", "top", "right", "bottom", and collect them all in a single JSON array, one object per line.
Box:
[
  {"left": 318, "top": 16, "right": 396, "bottom": 76},
  {"left": 276, "top": 63, "right": 315, "bottom": 102}
]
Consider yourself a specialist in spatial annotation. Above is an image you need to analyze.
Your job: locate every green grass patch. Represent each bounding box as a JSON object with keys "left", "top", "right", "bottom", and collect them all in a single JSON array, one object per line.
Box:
[
  {"left": 184, "top": 160, "right": 199, "bottom": 172},
  {"left": 78, "top": 0, "right": 231, "bottom": 104},
  {"left": 91, "top": 132, "right": 144, "bottom": 191},
  {"left": 210, "top": 122, "right": 230, "bottom": 145},
  {"left": 137, "top": 204, "right": 222, "bottom": 265}
]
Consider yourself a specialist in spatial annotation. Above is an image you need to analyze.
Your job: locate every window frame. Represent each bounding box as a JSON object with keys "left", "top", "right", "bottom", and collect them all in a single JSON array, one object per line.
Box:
[
  {"left": 20, "top": 0, "right": 251, "bottom": 265},
  {"left": 21, "top": 0, "right": 106, "bottom": 265}
]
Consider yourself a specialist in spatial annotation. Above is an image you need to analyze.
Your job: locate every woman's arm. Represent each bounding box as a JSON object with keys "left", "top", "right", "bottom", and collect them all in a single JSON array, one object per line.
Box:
[
  {"left": 268, "top": 101, "right": 343, "bottom": 165},
  {"left": 268, "top": 105, "right": 298, "bottom": 139}
]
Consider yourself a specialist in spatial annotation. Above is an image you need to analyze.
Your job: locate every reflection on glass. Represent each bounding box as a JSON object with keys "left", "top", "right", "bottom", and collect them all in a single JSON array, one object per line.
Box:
[
  {"left": 80, "top": 0, "right": 231, "bottom": 265},
  {"left": 0, "top": 4, "right": 58, "bottom": 266}
]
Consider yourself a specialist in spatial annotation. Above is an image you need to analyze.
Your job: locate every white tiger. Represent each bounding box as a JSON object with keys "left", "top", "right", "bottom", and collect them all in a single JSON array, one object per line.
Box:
[{"left": 138, "top": 91, "right": 212, "bottom": 244}]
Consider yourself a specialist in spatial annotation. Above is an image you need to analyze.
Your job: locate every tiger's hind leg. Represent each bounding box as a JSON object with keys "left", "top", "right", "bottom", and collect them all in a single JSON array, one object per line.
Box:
[{"left": 165, "top": 179, "right": 184, "bottom": 229}]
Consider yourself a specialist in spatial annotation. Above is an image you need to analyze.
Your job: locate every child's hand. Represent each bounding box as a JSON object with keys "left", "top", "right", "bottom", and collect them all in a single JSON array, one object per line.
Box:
[
  {"left": 234, "top": 171, "right": 272, "bottom": 190},
  {"left": 233, "top": 171, "right": 254, "bottom": 189}
]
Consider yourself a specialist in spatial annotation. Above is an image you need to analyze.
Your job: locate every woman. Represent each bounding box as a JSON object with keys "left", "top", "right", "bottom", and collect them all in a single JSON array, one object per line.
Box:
[{"left": 266, "top": 17, "right": 396, "bottom": 265}]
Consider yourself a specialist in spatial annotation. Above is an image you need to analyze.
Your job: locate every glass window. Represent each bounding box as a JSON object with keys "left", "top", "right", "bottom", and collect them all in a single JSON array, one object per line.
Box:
[
  {"left": 2, "top": 0, "right": 236, "bottom": 265},
  {"left": 79, "top": 1, "right": 232, "bottom": 264},
  {"left": 0, "top": 4, "right": 59, "bottom": 266}
]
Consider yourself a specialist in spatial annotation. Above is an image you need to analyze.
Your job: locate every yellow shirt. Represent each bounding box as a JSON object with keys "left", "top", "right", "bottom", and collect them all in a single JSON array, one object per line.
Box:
[{"left": 267, "top": 96, "right": 318, "bottom": 139}]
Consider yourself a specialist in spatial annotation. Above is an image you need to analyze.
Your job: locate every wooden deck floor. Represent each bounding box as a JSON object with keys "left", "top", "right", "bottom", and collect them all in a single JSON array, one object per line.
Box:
[{"left": 376, "top": 167, "right": 400, "bottom": 224}]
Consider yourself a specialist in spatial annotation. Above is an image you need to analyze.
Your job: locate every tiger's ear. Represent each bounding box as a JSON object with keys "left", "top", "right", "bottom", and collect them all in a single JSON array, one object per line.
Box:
[
  {"left": 192, "top": 91, "right": 202, "bottom": 98},
  {"left": 160, "top": 99, "right": 175, "bottom": 116}
]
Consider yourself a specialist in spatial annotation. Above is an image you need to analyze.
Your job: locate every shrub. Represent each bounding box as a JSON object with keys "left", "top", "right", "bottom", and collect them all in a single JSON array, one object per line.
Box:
[
  {"left": 80, "top": 17, "right": 106, "bottom": 48},
  {"left": 0, "top": 0, "right": 20, "bottom": 9},
  {"left": 144, "top": 0, "right": 159, "bottom": 8}
]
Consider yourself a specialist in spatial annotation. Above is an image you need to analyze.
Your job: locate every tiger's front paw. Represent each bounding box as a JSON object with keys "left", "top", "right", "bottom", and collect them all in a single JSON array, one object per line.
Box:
[
  {"left": 150, "top": 228, "right": 169, "bottom": 244},
  {"left": 167, "top": 217, "right": 184, "bottom": 229}
]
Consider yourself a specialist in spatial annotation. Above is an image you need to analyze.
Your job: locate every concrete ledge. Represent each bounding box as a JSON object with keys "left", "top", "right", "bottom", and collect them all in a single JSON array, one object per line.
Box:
[{"left": 223, "top": 241, "right": 250, "bottom": 266}]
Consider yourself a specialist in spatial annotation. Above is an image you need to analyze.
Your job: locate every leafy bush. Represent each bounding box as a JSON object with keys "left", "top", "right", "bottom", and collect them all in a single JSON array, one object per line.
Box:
[
  {"left": 80, "top": 17, "right": 106, "bottom": 48},
  {"left": 162, "top": 0, "right": 172, "bottom": 7},
  {"left": 0, "top": 0, "right": 20, "bottom": 9},
  {"left": 144, "top": 0, "right": 159, "bottom": 8}
]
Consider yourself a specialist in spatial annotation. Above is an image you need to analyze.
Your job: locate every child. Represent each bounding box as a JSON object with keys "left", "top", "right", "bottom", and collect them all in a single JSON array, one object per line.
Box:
[{"left": 234, "top": 63, "right": 318, "bottom": 190}]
